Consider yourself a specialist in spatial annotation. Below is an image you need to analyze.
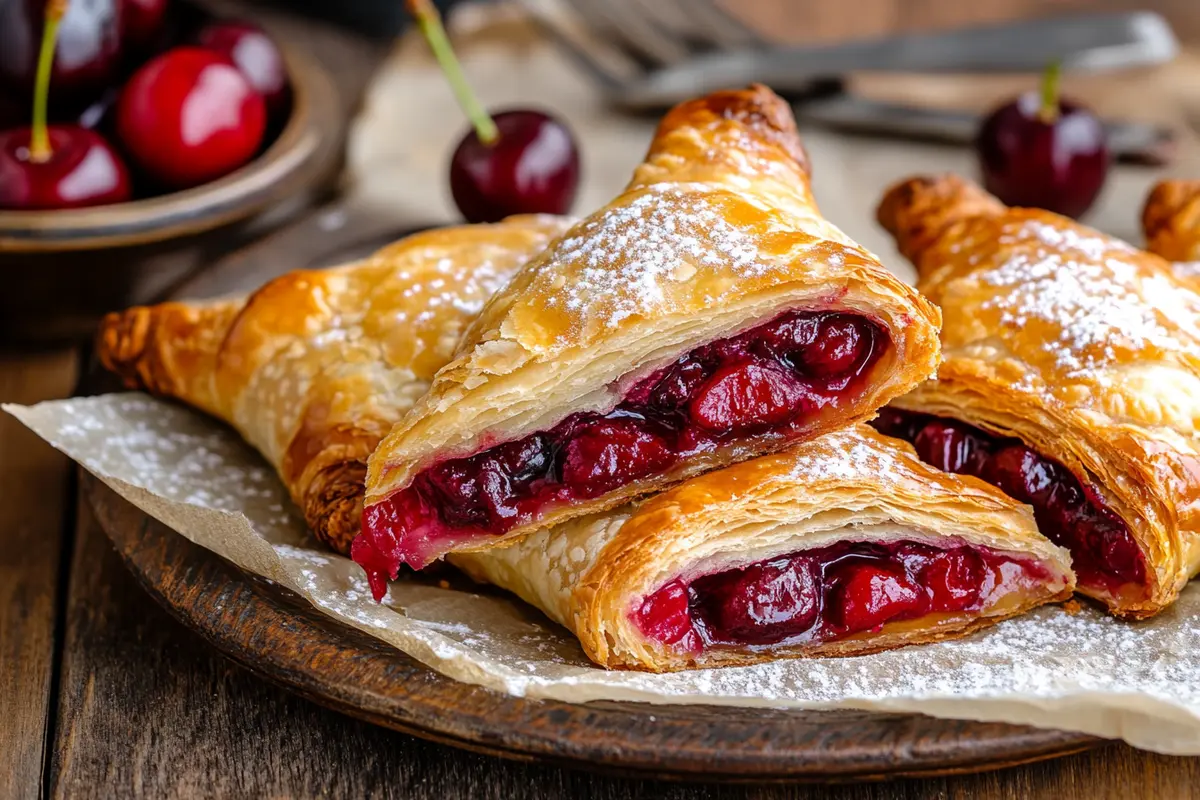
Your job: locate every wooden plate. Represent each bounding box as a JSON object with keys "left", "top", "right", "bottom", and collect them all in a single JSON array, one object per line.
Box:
[{"left": 84, "top": 471, "right": 1103, "bottom": 781}]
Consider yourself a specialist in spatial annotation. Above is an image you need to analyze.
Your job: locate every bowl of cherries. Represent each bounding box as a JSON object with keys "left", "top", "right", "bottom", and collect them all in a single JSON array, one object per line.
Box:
[{"left": 0, "top": 0, "right": 340, "bottom": 339}]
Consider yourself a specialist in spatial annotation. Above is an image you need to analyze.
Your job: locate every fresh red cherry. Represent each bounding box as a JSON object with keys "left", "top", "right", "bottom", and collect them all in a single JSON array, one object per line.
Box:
[
  {"left": 0, "top": 0, "right": 123, "bottom": 112},
  {"left": 195, "top": 19, "right": 291, "bottom": 122},
  {"left": 121, "top": 0, "right": 170, "bottom": 52},
  {"left": 976, "top": 62, "right": 1109, "bottom": 219},
  {"left": 0, "top": 0, "right": 130, "bottom": 210},
  {"left": 407, "top": 0, "right": 580, "bottom": 223},
  {"left": 0, "top": 125, "right": 130, "bottom": 209},
  {"left": 116, "top": 46, "right": 266, "bottom": 189},
  {"left": 449, "top": 110, "right": 580, "bottom": 223}
]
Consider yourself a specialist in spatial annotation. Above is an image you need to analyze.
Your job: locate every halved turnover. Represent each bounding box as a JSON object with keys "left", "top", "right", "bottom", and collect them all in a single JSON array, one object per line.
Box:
[
  {"left": 453, "top": 425, "right": 1073, "bottom": 671},
  {"left": 1142, "top": 178, "right": 1200, "bottom": 281},
  {"left": 97, "top": 215, "right": 574, "bottom": 553},
  {"left": 356, "top": 85, "right": 942, "bottom": 594},
  {"left": 876, "top": 174, "right": 1200, "bottom": 618}
]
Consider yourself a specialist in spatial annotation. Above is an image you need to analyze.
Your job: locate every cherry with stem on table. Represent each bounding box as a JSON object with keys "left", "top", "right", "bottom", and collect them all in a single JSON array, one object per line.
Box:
[
  {"left": 0, "top": 0, "right": 131, "bottom": 210},
  {"left": 976, "top": 61, "right": 1109, "bottom": 219},
  {"left": 406, "top": 0, "right": 580, "bottom": 223}
]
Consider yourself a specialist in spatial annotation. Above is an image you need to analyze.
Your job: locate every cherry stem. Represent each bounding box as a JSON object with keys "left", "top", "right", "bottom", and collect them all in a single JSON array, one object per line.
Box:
[
  {"left": 29, "top": 0, "right": 68, "bottom": 163},
  {"left": 405, "top": 0, "right": 498, "bottom": 145},
  {"left": 1037, "top": 60, "right": 1061, "bottom": 125}
]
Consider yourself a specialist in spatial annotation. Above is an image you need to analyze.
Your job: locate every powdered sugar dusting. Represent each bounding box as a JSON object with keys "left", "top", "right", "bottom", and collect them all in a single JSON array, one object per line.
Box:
[
  {"left": 10, "top": 393, "right": 1200, "bottom": 754},
  {"left": 544, "top": 186, "right": 765, "bottom": 327},
  {"left": 981, "top": 220, "right": 1194, "bottom": 381},
  {"left": 786, "top": 430, "right": 901, "bottom": 483}
]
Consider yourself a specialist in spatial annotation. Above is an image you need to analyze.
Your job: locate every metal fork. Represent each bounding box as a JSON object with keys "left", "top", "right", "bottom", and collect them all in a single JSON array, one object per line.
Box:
[{"left": 515, "top": 0, "right": 1179, "bottom": 163}]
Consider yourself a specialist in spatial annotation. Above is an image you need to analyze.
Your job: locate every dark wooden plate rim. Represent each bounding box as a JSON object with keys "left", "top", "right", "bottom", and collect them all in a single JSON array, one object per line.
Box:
[
  {"left": 83, "top": 471, "right": 1104, "bottom": 782},
  {"left": 0, "top": 45, "right": 341, "bottom": 253}
]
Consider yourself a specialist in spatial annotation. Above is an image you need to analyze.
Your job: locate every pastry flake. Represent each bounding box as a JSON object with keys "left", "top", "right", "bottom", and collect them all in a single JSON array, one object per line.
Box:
[
  {"left": 452, "top": 425, "right": 1074, "bottom": 671},
  {"left": 357, "top": 86, "right": 942, "bottom": 593},
  {"left": 96, "top": 214, "right": 575, "bottom": 554},
  {"left": 876, "top": 173, "right": 1200, "bottom": 618}
]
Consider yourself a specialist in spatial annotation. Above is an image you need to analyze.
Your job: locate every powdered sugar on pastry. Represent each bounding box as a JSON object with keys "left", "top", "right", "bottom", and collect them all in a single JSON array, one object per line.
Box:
[
  {"left": 982, "top": 220, "right": 1194, "bottom": 380},
  {"left": 544, "top": 185, "right": 765, "bottom": 327}
]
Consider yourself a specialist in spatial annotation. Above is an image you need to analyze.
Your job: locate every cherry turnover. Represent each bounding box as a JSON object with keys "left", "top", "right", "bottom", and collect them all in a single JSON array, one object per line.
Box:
[{"left": 355, "top": 309, "right": 888, "bottom": 599}]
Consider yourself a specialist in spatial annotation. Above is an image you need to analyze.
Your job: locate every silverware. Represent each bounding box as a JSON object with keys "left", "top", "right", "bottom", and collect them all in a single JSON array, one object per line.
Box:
[{"left": 517, "top": 1, "right": 1179, "bottom": 163}]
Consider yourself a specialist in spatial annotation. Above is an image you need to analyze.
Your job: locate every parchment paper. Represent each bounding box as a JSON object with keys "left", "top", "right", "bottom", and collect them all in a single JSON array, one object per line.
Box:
[{"left": 7, "top": 393, "right": 1200, "bottom": 756}]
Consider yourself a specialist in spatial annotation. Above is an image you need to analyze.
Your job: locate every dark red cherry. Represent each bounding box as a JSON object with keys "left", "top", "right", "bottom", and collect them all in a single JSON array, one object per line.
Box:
[
  {"left": 689, "top": 359, "right": 808, "bottom": 433},
  {"left": 195, "top": 19, "right": 291, "bottom": 122},
  {"left": 980, "top": 444, "right": 1057, "bottom": 505},
  {"left": 406, "top": 0, "right": 579, "bottom": 222},
  {"left": 634, "top": 579, "right": 698, "bottom": 648},
  {"left": 796, "top": 316, "right": 871, "bottom": 377},
  {"left": 976, "top": 62, "right": 1108, "bottom": 219},
  {"left": 450, "top": 110, "right": 580, "bottom": 223},
  {"left": 116, "top": 46, "right": 266, "bottom": 189},
  {"left": 921, "top": 549, "right": 984, "bottom": 612},
  {"left": 870, "top": 407, "right": 929, "bottom": 442},
  {"left": 122, "top": 0, "right": 170, "bottom": 52},
  {"left": 694, "top": 557, "right": 820, "bottom": 644},
  {"left": 913, "top": 419, "right": 993, "bottom": 476},
  {"left": 0, "top": 124, "right": 131, "bottom": 209},
  {"left": 831, "top": 563, "right": 925, "bottom": 633},
  {"left": 0, "top": 0, "right": 123, "bottom": 112},
  {"left": 559, "top": 416, "right": 672, "bottom": 495}
]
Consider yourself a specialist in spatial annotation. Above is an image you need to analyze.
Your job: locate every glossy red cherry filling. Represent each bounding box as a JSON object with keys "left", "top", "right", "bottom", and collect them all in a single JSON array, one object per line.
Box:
[
  {"left": 633, "top": 539, "right": 1048, "bottom": 650},
  {"left": 871, "top": 409, "right": 1146, "bottom": 597},
  {"left": 355, "top": 310, "right": 887, "bottom": 598}
]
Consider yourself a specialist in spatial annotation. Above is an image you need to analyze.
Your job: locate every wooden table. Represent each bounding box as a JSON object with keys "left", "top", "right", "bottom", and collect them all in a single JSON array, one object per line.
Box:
[
  {"left": 6, "top": 2, "right": 1200, "bottom": 796},
  {"left": 1, "top": 348, "right": 1198, "bottom": 797}
]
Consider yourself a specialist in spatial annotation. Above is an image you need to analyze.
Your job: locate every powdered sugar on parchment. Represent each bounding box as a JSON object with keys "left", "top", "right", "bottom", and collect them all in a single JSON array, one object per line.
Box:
[
  {"left": 10, "top": 393, "right": 1200, "bottom": 754},
  {"left": 981, "top": 221, "right": 1193, "bottom": 381},
  {"left": 543, "top": 186, "right": 764, "bottom": 327}
]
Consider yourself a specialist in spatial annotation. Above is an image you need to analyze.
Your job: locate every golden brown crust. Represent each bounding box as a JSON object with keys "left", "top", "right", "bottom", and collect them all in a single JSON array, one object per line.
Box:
[
  {"left": 1142, "top": 180, "right": 1200, "bottom": 286},
  {"left": 366, "top": 86, "right": 943, "bottom": 561},
  {"left": 879, "top": 175, "right": 1200, "bottom": 618},
  {"left": 97, "top": 300, "right": 243, "bottom": 418},
  {"left": 95, "top": 215, "right": 575, "bottom": 553},
  {"left": 453, "top": 426, "right": 1074, "bottom": 671}
]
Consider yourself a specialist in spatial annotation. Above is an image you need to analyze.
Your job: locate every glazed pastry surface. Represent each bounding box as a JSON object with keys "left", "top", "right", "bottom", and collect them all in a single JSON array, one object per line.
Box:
[
  {"left": 96, "top": 215, "right": 574, "bottom": 553},
  {"left": 360, "top": 85, "right": 942, "bottom": 578},
  {"left": 1142, "top": 179, "right": 1200, "bottom": 282},
  {"left": 454, "top": 425, "right": 1074, "bottom": 671},
  {"left": 878, "top": 174, "right": 1200, "bottom": 617}
]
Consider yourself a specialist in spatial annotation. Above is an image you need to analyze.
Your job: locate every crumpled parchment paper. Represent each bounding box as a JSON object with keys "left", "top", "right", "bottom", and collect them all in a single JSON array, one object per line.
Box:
[{"left": 7, "top": 393, "right": 1200, "bottom": 755}]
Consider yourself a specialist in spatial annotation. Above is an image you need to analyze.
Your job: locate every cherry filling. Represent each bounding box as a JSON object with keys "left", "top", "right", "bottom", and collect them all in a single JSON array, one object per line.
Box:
[
  {"left": 633, "top": 539, "right": 1050, "bottom": 650},
  {"left": 871, "top": 409, "right": 1146, "bottom": 597},
  {"left": 355, "top": 310, "right": 887, "bottom": 598}
]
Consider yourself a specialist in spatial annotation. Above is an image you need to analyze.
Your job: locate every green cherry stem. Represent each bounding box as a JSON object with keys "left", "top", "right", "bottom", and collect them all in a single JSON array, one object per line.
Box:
[
  {"left": 1037, "top": 60, "right": 1062, "bottom": 125},
  {"left": 405, "top": 0, "right": 499, "bottom": 145},
  {"left": 29, "top": 0, "right": 69, "bottom": 163}
]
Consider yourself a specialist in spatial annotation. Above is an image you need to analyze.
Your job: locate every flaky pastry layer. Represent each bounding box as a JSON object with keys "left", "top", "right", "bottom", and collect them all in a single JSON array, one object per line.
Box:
[{"left": 1142, "top": 179, "right": 1200, "bottom": 283}]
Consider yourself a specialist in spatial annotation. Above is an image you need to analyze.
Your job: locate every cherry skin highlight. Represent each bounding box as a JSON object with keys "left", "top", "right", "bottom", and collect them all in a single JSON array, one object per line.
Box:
[{"left": 195, "top": 20, "right": 291, "bottom": 122}]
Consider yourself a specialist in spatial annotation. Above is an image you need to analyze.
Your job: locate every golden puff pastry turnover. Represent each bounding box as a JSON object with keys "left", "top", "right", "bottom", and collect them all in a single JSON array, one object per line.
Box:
[
  {"left": 1142, "top": 179, "right": 1200, "bottom": 282},
  {"left": 453, "top": 425, "right": 1074, "bottom": 672},
  {"left": 875, "top": 174, "right": 1200, "bottom": 618},
  {"left": 96, "top": 215, "right": 575, "bottom": 554},
  {"left": 356, "top": 86, "right": 941, "bottom": 595}
]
